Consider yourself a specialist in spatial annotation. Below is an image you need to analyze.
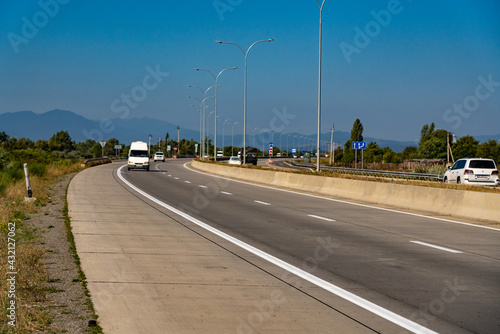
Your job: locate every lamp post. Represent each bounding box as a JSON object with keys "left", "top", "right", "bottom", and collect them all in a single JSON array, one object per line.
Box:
[
  {"left": 207, "top": 111, "right": 215, "bottom": 156},
  {"left": 223, "top": 119, "right": 231, "bottom": 156},
  {"left": 253, "top": 127, "right": 259, "bottom": 153},
  {"left": 187, "top": 84, "right": 217, "bottom": 158},
  {"left": 316, "top": 0, "right": 326, "bottom": 171},
  {"left": 215, "top": 39, "right": 274, "bottom": 164},
  {"left": 231, "top": 122, "right": 240, "bottom": 156},
  {"left": 194, "top": 67, "right": 237, "bottom": 161}
]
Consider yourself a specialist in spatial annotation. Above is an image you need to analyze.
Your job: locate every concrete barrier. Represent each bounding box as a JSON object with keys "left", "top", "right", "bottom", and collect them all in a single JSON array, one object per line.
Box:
[{"left": 191, "top": 161, "right": 500, "bottom": 223}]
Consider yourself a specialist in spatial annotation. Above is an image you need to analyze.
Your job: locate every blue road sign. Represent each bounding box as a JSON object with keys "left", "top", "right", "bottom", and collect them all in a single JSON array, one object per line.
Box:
[
  {"left": 292, "top": 148, "right": 297, "bottom": 154},
  {"left": 269, "top": 142, "right": 273, "bottom": 148},
  {"left": 352, "top": 141, "right": 367, "bottom": 149}
]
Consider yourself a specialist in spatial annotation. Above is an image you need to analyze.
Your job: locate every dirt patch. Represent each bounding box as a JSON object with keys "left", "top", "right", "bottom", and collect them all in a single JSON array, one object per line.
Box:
[{"left": 32, "top": 172, "right": 95, "bottom": 333}]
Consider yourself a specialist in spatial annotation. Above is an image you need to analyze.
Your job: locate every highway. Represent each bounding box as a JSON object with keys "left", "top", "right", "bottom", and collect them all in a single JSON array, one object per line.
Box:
[{"left": 118, "top": 159, "right": 500, "bottom": 334}]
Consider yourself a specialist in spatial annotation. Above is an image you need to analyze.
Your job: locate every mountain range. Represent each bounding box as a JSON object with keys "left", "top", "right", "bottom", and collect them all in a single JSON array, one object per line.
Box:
[{"left": 1, "top": 110, "right": 498, "bottom": 152}]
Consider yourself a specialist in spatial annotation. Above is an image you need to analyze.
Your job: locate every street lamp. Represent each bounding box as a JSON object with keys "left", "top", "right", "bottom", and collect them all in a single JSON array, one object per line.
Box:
[
  {"left": 215, "top": 39, "right": 274, "bottom": 164},
  {"left": 207, "top": 111, "right": 215, "bottom": 156},
  {"left": 231, "top": 122, "right": 240, "bottom": 156},
  {"left": 223, "top": 119, "right": 231, "bottom": 156},
  {"left": 194, "top": 67, "right": 237, "bottom": 161},
  {"left": 187, "top": 84, "right": 217, "bottom": 158},
  {"left": 316, "top": 0, "right": 326, "bottom": 171}
]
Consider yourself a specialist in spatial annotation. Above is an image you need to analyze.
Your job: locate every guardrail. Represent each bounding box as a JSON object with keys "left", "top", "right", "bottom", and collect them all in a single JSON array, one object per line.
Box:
[{"left": 290, "top": 161, "right": 444, "bottom": 181}]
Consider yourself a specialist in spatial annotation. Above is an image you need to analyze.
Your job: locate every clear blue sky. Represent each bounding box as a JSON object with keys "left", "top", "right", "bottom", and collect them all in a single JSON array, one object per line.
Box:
[{"left": 1, "top": 0, "right": 499, "bottom": 142}]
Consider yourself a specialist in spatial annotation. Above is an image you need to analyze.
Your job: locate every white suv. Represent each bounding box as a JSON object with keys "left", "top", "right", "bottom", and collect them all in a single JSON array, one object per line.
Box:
[
  {"left": 444, "top": 158, "right": 499, "bottom": 186},
  {"left": 154, "top": 152, "right": 165, "bottom": 162}
]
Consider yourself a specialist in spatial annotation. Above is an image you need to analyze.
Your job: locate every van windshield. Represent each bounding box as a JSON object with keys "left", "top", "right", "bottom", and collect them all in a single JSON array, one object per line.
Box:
[{"left": 130, "top": 150, "right": 148, "bottom": 157}]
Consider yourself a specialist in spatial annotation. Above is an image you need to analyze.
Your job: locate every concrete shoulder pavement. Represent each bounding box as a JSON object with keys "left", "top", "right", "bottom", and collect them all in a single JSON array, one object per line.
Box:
[{"left": 67, "top": 162, "right": 400, "bottom": 333}]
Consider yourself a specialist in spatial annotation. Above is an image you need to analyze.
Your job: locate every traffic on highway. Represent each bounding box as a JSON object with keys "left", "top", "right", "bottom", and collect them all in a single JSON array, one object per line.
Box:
[{"left": 116, "top": 158, "right": 500, "bottom": 334}]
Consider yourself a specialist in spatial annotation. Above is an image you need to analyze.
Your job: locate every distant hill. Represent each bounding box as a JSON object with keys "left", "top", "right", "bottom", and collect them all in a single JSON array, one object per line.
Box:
[
  {"left": 0, "top": 109, "right": 199, "bottom": 145},
  {"left": 1, "top": 110, "right": 497, "bottom": 151}
]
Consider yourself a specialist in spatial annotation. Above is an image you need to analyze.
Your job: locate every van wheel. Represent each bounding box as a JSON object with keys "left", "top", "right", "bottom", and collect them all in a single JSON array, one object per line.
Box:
[
  {"left": 443, "top": 176, "right": 447, "bottom": 183},
  {"left": 457, "top": 177, "right": 461, "bottom": 184}
]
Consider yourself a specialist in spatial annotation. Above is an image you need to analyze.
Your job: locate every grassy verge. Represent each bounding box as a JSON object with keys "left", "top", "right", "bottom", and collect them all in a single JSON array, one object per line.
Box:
[{"left": 0, "top": 162, "right": 103, "bottom": 333}]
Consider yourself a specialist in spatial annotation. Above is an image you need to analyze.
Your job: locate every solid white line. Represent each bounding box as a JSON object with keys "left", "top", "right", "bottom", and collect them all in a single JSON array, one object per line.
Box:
[
  {"left": 308, "top": 214, "right": 336, "bottom": 222},
  {"left": 184, "top": 163, "right": 500, "bottom": 232},
  {"left": 410, "top": 241, "right": 462, "bottom": 254},
  {"left": 254, "top": 200, "right": 271, "bottom": 206},
  {"left": 221, "top": 191, "right": 233, "bottom": 195},
  {"left": 118, "top": 165, "right": 437, "bottom": 334}
]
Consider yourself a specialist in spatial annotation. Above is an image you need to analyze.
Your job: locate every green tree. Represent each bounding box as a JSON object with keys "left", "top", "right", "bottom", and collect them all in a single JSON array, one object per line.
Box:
[
  {"left": 48, "top": 131, "right": 74, "bottom": 152},
  {"left": 418, "top": 126, "right": 449, "bottom": 159},
  {"left": 401, "top": 146, "right": 418, "bottom": 160},
  {"left": 452, "top": 135, "right": 478, "bottom": 160},
  {"left": 0, "top": 131, "right": 9, "bottom": 142},
  {"left": 476, "top": 140, "right": 500, "bottom": 164},
  {"left": 364, "top": 142, "right": 383, "bottom": 163},
  {"left": 351, "top": 118, "right": 364, "bottom": 142},
  {"left": 419, "top": 122, "right": 435, "bottom": 145}
]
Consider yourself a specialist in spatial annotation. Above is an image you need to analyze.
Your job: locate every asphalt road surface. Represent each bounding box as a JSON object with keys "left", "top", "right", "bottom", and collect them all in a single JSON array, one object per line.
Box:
[{"left": 119, "top": 159, "right": 500, "bottom": 334}]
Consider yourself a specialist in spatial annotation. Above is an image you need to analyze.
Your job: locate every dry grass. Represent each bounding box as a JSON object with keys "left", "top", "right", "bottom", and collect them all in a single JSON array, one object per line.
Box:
[{"left": 0, "top": 162, "right": 82, "bottom": 334}]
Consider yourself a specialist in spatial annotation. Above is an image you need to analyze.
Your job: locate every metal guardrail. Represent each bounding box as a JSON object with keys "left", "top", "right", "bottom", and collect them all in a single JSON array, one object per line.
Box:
[{"left": 290, "top": 161, "right": 444, "bottom": 181}]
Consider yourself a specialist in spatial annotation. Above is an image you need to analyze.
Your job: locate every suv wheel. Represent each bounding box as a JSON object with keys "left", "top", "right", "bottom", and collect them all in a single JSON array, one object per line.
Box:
[{"left": 457, "top": 177, "right": 461, "bottom": 184}]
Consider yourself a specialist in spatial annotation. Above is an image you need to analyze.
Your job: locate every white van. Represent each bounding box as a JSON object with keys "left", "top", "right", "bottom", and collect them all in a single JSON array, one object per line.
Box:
[{"left": 128, "top": 141, "right": 150, "bottom": 171}]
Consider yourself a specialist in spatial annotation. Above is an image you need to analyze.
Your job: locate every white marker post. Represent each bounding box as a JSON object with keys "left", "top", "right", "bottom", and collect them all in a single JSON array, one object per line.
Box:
[{"left": 23, "top": 163, "right": 32, "bottom": 198}]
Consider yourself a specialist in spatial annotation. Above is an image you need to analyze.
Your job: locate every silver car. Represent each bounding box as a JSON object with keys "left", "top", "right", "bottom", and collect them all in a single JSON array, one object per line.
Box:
[{"left": 444, "top": 158, "right": 499, "bottom": 186}]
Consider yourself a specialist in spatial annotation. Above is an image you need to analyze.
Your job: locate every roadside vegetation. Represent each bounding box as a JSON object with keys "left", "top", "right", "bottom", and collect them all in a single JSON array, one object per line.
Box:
[{"left": 0, "top": 130, "right": 103, "bottom": 333}]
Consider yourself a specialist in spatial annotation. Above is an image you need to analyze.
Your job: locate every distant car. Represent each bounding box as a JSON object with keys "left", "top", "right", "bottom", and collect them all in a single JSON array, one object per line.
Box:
[
  {"left": 443, "top": 158, "right": 499, "bottom": 186},
  {"left": 228, "top": 156, "right": 242, "bottom": 165},
  {"left": 217, "top": 151, "right": 224, "bottom": 157},
  {"left": 154, "top": 152, "right": 165, "bottom": 162}
]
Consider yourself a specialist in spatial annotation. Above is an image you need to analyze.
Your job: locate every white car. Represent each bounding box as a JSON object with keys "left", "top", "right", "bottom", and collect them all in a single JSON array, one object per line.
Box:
[
  {"left": 154, "top": 152, "right": 165, "bottom": 162},
  {"left": 444, "top": 158, "right": 499, "bottom": 186},
  {"left": 228, "top": 156, "right": 242, "bottom": 165},
  {"left": 217, "top": 151, "right": 224, "bottom": 157}
]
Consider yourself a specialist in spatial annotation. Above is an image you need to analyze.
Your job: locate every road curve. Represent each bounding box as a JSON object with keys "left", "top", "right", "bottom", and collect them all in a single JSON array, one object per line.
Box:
[{"left": 70, "top": 159, "right": 500, "bottom": 334}]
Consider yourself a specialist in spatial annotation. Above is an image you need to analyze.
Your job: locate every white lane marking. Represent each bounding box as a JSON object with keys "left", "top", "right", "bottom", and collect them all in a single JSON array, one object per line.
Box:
[
  {"left": 199, "top": 185, "right": 208, "bottom": 188},
  {"left": 221, "top": 191, "right": 233, "bottom": 195},
  {"left": 174, "top": 177, "right": 179, "bottom": 180},
  {"left": 308, "top": 214, "right": 336, "bottom": 222},
  {"left": 162, "top": 172, "right": 166, "bottom": 175},
  {"left": 118, "top": 165, "right": 437, "bottom": 334},
  {"left": 254, "top": 200, "right": 271, "bottom": 206},
  {"left": 410, "top": 241, "right": 462, "bottom": 254},
  {"left": 185, "top": 181, "right": 192, "bottom": 184},
  {"left": 168, "top": 174, "right": 172, "bottom": 177},
  {"left": 184, "top": 163, "right": 500, "bottom": 232}
]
